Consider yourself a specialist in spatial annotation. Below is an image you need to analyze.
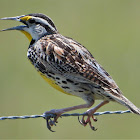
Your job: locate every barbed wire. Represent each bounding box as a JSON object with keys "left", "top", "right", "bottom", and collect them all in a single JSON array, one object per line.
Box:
[{"left": 0, "top": 110, "right": 131, "bottom": 120}]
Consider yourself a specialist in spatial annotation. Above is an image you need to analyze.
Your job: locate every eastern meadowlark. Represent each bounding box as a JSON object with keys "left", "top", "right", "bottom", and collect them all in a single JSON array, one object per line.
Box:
[{"left": 1, "top": 13, "right": 140, "bottom": 131}]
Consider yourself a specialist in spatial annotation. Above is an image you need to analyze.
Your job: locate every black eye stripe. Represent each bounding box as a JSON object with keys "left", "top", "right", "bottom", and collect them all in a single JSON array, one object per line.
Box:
[
  {"left": 29, "top": 19, "right": 35, "bottom": 23},
  {"left": 35, "top": 22, "right": 40, "bottom": 24}
]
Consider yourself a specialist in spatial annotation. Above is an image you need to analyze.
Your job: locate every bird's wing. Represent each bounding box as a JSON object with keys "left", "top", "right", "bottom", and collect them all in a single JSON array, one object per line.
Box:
[{"left": 38, "top": 34, "right": 122, "bottom": 95}]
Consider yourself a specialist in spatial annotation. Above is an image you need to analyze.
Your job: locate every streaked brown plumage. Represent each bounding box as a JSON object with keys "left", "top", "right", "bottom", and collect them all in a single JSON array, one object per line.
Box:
[{"left": 1, "top": 13, "right": 140, "bottom": 131}]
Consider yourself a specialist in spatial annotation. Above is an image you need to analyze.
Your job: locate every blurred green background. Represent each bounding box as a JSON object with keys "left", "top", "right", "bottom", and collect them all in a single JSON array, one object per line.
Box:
[{"left": 0, "top": 0, "right": 140, "bottom": 139}]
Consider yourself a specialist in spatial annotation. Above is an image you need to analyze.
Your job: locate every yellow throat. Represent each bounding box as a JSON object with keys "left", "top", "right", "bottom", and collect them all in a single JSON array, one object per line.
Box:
[{"left": 21, "top": 30, "right": 32, "bottom": 42}]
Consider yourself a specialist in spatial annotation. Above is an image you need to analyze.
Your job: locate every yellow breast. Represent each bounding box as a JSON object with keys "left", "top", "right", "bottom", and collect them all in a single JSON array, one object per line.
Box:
[{"left": 39, "top": 71, "right": 72, "bottom": 96}]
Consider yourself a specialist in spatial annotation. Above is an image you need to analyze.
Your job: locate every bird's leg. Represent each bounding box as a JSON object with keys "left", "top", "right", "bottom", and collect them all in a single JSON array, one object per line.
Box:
[
  {"left": 43, "top": 101, "right": 94, "bottom": 132},
  {"left": 79, "top": 100, "right": 109, "bottom": 130}
]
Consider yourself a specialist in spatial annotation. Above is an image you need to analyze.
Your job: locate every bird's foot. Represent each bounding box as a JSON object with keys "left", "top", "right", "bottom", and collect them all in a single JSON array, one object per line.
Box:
[
  {"left": 43, "top": 109, "right": 63, "bottom": 132},
  {"left": 78, "top": 109, "right": 98, "bottom": 131}
]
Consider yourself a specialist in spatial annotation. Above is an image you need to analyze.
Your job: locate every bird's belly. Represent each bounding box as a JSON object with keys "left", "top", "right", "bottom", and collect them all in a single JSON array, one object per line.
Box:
[
  {"left": 38, "top": 70, "right": 95, "bottom": 99},
  {"left": 40, "top": 71, "right": 115, "bottom": 101}
]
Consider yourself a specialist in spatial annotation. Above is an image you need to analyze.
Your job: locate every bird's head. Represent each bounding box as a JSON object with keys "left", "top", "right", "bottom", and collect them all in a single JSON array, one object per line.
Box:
[{"left": 0, "top": 13, "right": 58, "bottom": 42}]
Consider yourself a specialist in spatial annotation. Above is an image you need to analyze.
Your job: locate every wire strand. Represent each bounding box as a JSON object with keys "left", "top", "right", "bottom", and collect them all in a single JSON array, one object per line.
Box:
[{"left": 0, "top": 110, "right": 131, "bottom": 120}]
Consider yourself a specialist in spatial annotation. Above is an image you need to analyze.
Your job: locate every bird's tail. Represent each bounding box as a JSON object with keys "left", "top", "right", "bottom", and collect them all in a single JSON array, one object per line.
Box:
[{"left": 116, "top": 95, "right": 140, "bottom": 115}]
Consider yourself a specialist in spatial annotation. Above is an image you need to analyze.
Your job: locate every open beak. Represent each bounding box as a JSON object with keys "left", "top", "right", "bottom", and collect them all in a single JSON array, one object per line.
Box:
[{"left": 0, "top": 15, "right": 27, "bottom": 31}]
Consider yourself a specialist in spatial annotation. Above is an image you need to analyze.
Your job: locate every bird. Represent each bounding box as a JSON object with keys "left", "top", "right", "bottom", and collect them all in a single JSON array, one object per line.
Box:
[{"left": 0, "top": 13, "right": 140, "bottom": 131}]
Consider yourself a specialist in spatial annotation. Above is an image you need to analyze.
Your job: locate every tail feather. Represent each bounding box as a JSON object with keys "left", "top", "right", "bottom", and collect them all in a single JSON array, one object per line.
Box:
[{"left": 117, "top": 95, "right": 140, "bottom": 115}]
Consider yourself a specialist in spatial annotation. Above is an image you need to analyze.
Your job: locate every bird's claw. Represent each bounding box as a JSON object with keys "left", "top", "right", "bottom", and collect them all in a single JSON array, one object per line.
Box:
[
  {"left": 43, "top": 109, "right": 62, "bottom": 132},
  {"left": 43, "top": 115, "right": 57, "bottom": 132},
  {"left": 78, "top": 115, "right": 87, "bottom": 126},
  {"left": 78, "top": 115, "right": 98, "bottom": 131}
]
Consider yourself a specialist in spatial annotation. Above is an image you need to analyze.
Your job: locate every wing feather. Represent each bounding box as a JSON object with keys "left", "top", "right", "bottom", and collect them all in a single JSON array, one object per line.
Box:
[{"left": 38, "top": 34, "right": 122, "bottom": 95}]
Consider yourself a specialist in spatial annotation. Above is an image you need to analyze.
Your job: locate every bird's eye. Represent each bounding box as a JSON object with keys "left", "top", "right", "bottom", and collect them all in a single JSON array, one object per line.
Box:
[{"left": 29, "top": 19, "right": 35, "bottom": 24}]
